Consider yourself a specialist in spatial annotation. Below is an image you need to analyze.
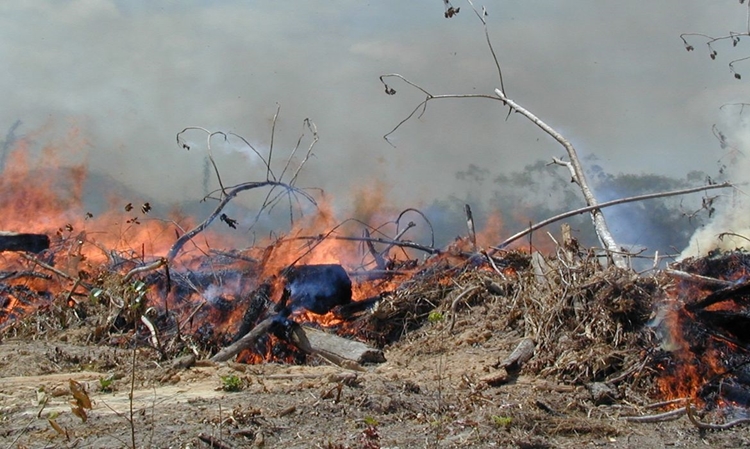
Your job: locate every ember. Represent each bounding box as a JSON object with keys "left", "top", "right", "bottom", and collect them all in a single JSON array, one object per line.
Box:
[{"left": 656, "top": 251, "right": 750, "bottom": 412}]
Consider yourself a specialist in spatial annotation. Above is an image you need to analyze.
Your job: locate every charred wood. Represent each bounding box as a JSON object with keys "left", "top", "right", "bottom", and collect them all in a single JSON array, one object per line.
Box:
[
  {"left": 281, "top": 264, "right": 352, "bottom": 315},
  {"left": 686, "top": 278, "right": 750, "bottom": 311},
  {"left": 210, "top": 316, "right": 277, "bottom": 362},
  {"left": 0, "top": 232, "right": 49, "bottom": 253}
]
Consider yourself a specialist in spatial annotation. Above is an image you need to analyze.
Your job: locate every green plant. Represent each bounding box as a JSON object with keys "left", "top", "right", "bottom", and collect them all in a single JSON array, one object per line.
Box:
[
  {"left": 98, "top": 376, "right": 115, "bottom": 393},
  {"left": 428, "top": 311, "right": 444, "bottom": 323},
  {"left": 491, "top": 415, "right": 512, "bottom": 429},
  {"left": 220, "top": 375, "right": 244, "bottom": 392},
  {"left": 363, "top": 416, "right": 379, "bottom": 426}
]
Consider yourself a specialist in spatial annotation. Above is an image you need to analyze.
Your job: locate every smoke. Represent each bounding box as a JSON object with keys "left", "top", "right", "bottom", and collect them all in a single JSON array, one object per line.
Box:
[
  {"left": 680, "top": 111, "right": 749, "bottom": 259},
  {"left": 0, "top": 1, "right": 747, "bottom": 250}
]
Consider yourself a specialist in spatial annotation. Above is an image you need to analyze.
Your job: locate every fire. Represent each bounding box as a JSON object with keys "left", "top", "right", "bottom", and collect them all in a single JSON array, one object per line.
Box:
[
  {"left": 0, "top": 128, "right": 444, "bottom": 363},
  {"left": 655, "top": 255, "right": 750, "bottom": 410}
]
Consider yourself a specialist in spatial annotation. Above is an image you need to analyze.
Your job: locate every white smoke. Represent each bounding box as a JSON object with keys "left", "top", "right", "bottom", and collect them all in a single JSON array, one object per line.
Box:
[{"left": 680, "top": 110, "right": 750, "bottom": 259}]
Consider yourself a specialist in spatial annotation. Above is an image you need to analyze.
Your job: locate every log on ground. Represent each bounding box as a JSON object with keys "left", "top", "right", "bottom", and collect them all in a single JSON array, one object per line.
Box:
[{"left": 291, "top": 324, "right": 386, "bottom": 366}]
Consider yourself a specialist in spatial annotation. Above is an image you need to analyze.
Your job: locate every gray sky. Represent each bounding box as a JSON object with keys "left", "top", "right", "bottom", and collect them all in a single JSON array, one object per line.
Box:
[{"left": 1, "top": 1, "right": 747, "bottom": 227}]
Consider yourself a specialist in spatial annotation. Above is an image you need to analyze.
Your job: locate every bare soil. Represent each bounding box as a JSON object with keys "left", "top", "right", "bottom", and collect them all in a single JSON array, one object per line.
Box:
[{"left": 2, "top": 306, "right": 749, "bottom": 449}]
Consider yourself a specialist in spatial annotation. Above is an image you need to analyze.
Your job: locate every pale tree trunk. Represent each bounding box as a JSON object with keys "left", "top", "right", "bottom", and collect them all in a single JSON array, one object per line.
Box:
[{"left": 495, "top": 88, "right": 627, "bottom": 269}]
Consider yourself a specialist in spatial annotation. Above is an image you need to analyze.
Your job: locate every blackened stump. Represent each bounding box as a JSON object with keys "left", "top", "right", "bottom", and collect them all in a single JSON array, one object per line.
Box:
[{"left": 283, "top": 264, "right": 352, "bottom": 315}]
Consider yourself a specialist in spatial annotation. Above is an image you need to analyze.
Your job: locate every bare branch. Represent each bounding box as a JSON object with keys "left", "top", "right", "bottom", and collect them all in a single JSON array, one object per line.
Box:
[
  {"left": 176, "top": 127, "right": 230, "bottom": 197},
  {"left": 379, "top": 74, "right": 502, "bottom": 145},
  {"left": 465, "top": 0, "right": 505, "bottom": 94},
  {"left": 680, "top": 2, "right": 750, "bottom": 78},
  {"left": 166, "top": 181, "right": 315, "bottom": 261},
  {"left": 268, "top": 103, "right": 281, "bottom": 181},
  {"left": 492, "top": 182, "right": 733, "bottom": 251},
  {"left": 495, "top": 88, "right": 626, "bottom": 267}
]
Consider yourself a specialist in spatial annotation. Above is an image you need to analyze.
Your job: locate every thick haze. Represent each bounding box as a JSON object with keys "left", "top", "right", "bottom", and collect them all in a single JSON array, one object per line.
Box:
[{"left": 1, "top": 1, "right": 748, "bottom": 251}]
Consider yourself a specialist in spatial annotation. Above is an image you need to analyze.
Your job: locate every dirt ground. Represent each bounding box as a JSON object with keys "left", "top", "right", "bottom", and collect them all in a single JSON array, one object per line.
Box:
[{"left": 2, "top": 303, "right": 749, "bottom": 449}]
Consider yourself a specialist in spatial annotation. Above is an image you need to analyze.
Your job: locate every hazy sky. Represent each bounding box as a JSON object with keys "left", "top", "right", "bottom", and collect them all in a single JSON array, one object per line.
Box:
[{"left": 1, "top": 1, "right": 747, "bottom": 222}]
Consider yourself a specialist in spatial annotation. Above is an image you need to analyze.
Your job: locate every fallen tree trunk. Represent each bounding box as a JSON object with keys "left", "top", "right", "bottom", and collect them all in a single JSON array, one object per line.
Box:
[{"left": 0, "top": 232, "right": 49, "bottom": 253}]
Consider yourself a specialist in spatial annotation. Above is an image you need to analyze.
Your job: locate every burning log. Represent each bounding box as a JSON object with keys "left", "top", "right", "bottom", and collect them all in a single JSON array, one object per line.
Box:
[
  {"left": 0, "top": 232, "right": 49, "bottom": 253},
  {"left": 211, "top": 316, "right": 384, "bottom": 367},
  {"left": 280, "top": 264, "right": 352, "bottom": 315},
  {"left": 212, "top": 264, "right": 384, "bottom": 366}
]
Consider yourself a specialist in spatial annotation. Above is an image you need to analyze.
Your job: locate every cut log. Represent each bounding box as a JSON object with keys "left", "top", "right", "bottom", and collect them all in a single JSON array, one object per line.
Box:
[
  {"left": 0, "top": 232, "right": 49, "bottom": 253},
  {"left": 290, "top": 324, "right": 386, "bottom": 367}
]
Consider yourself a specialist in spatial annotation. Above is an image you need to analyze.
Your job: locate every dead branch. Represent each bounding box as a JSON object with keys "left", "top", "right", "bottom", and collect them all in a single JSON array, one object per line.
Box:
[
  {"left": 293, "top": 235, "right": 441, "bottom": 255},
  {"left": 718, "top": 231, "right": 750, "bottom": 244},
  {"left": 623, "top": 407, "right": 686, "bottom": 423},
  {"left": 0, "top": 270, "right": 51, "bottom": 282},
  {"left": 464, "top": 0, "right": 505, "bottom": 94},
  {"left": 492, "top": 182, "right": 733, "bottom": 252},
  {"left": 140, "top": 314, "right": 162, "bottom": 355},
  {"left": 495, "top": 88, "right": 625, "bottom": 268},
  {"left": 209, "top": 316, "right": 276, "bottom": 363},
  {"left": 379, "top": 73, "right": 503, "bottom": 145},
  {"left": 686, "top": 400, "right": 750, "bottom": 430},
  {"left": 465, "top": 204, "right": 477, "bottom": 251},
  {"left": 197, "top": 432, "right": 235, "bottom": 449},
  {"left": 176, "top": 128, "right": 232, "bottom": 197},
  {"left": 122, "top": 258, "right": 166, "bottom": 284},
  {"left": 363, "top": 228, "right": 387, "bottom": 270},
  {"left": 166, "top": 181, "right": 314, "bottom": 261},
  {"left": 664, "top": 269, "right": 734, "bottom": 289},
  {"left": 644, "top": 397, "right": 689, "bottom": 410},
  {"left": 21, "top": 253, "right": 76, "bottom": 282},
  {"left": 679, "top": 1, "right": 750, "bottom": 79}
]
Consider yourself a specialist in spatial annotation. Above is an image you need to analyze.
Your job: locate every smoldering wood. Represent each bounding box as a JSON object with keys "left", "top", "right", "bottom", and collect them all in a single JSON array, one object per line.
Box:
[
  {"left": 0, "top": 232, "right": 49, "bottom": 253},
  {"left": 282, "top": 264, "right": 352, "bottom": 315},
  {"left": 686, "top": 278, "right": 750, "bottom": 311},
  {"left": 234, "top": 284, "right": 274, "bottom": 341},
  {"left": 210, "top": 316, "right": 277, "bottom": 362},
  {"left": 465, "top": 204, "right": 477, "bottom": 251},
  {"left": 211, "top": 317, "right": 385, "bottom": 366}
]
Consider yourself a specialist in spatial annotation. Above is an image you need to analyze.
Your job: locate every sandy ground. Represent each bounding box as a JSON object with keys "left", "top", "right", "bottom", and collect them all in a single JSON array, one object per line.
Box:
[{"left": 2, "top": 310, "right": 750, "bottom": 449}]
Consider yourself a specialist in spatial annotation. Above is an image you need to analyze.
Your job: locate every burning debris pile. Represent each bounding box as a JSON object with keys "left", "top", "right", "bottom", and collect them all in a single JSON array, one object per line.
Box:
[
  {"left": 6, "top": 207, "right": 750, "bottom": 443},
  {"left": 654, "top": 251, "right": 750, "bottom": 418},
  {"left": 0, "top": 219, "right": 655, "bottom": 384},
  {"left": 3, "top": 125, "right": 750, "bottom": 446}
]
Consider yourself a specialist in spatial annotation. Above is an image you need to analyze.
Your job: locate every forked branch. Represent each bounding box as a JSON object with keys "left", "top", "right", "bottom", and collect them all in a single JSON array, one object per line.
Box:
[{"left": 495, "top": 88, "right": 626, "bottom": 267}]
